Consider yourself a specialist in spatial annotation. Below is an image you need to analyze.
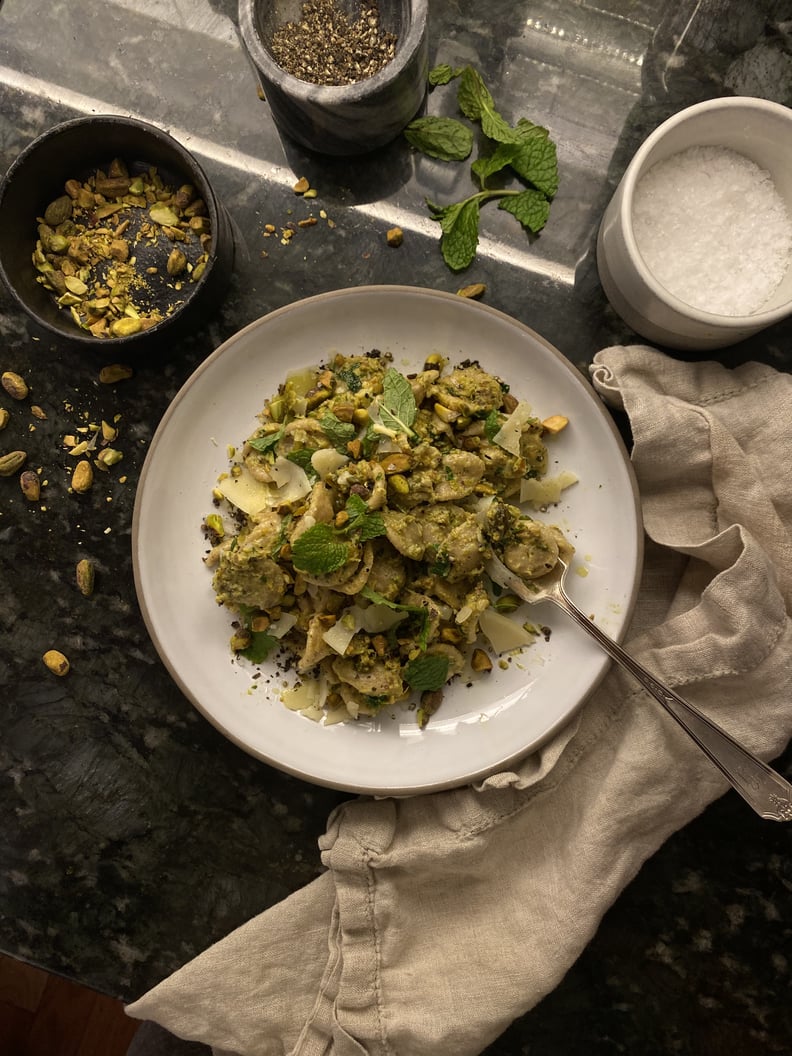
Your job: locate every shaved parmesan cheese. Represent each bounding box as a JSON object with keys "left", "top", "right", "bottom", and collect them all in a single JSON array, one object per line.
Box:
[
  {"left": 268, "top": 613, "right": 298, "bottom": 639},
  {"left": 351, "top": 603, "right": 406, "bottom": 634},
  {"left": 322, "top": 614, "right": 357, "bottom": 655},
  {"left": 492, "top": 400, "right": 534, "bottom": 456},
  {"left": 217, "top": 466, "right": 275, "bottom": 515},
  {"left": 324, "top": 706, "right": 351, "bottom": 725},
  {"left": 311, "top": 447, "right": 349, "bottom": 479},
  {"left": 281, "top": 680, "right": 320, "bottom": 711},
  {"left": 479, "top": 607, "right": 535, "bottom": 654},
  {"left": 270, "top": 456, "right": 311, "bottom": 498},
  {"left": 520, "top": 470, "right": 578, "bottom": 508},
  {"left": 218, "top": 459, "right": 312, "bottom": 515}
]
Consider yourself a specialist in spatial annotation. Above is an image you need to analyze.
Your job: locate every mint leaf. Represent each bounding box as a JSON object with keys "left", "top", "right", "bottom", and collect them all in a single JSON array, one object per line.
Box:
[
  {"left": 379, "top": 368, "right": 417, "bottom": 435},
  {"left": 499, "top": 189, "right": 550, "bottom": 233},
  {"left": 248, "top": 426, "right": 284, "bottom": 454},
  {"left": 286, "top": 448, "right": 319, "bottom": 482},
  {"left": 508, "top": 132, "right": 559, "bottom": 198},
  {"left": 403, "top": 654, "right": 450, "bottom": 692},
  {"left": 240, "top": 630, "right": 279, "bottom": 664},
  {"left": 320, "top": 412, "right": 355, "bottom": 453},
  {"left": 429, "top": 63, "right": 464, "bottom": 85},
  {"left": 344, "top": 494, "right": 386, "bottom": 541},
  {"left": 457, "top": 67, "right": 515, "bottom": 144},
  {"left": 404, "top": 116, "right": 473, "bottom": 161},
  {"left": 291, "top": 523, "right": 350, "bottom": 575},
  {"left": 484, "top": 408, "right": 503, "bottom": 440},
  {"left": 429, "top": 196, "right": 481, "bottom": 272},
  {"left": 471, "top": 142, "right": 519, "bottom": 188}
]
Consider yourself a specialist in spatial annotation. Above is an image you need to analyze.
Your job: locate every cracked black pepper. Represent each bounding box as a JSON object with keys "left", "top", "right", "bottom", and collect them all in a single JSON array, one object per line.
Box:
[{"left": 268, "top": 0, "right": 397, "bottom": 86}]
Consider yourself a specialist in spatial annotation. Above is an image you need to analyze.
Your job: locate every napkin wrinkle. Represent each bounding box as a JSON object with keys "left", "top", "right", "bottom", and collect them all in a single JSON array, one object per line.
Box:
[{"left": 127, "top": 347, "right": 792, "bottom": 1056}]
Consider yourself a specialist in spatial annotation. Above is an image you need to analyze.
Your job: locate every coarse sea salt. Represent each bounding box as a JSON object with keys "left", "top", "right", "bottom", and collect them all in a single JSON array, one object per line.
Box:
[{"left": 632, "top": 145, "right": 792, "bottom": 316}]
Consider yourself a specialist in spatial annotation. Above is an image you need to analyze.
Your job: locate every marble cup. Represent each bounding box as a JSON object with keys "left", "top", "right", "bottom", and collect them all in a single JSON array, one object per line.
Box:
[
  {"left": 238, "top": 0, "right": 429, "bottom": 156},
  {"left": 597, "top": 97, "right": 792, "bottom": 351}
]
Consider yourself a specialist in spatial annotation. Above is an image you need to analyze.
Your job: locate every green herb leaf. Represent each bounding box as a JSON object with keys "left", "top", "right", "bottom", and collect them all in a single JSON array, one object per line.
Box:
[
  {"left": 508, "top": 128, "right": 559, "bottom": 198},
  {"left": 429, "top": 63, "right": 464, "bottom": 85},
  {"left": 484, "top": 408, "right": 503, "bottom": 440},
  {"left": 428, "top": 196, "right": 481, "bottom": 272},
  {"left": 457, "top": 66, "right": 515, "bottom": 144},
  {"left": 286, "top": 448, "right": 319, "bottom": 482},
  {"left": 403, "top": 654, "right": 450, "bottom": 693},
  {"left": 471, "top": 142, "right": 519, "bottom": 188},
  {"left": 240, "top": 630, "right": 279, "bottom": 664},
  {"left": 344, "top": 494, "right": 387, "bottom": 541},
  {"left": 404, "top": 116, "right": 473, "bottom": 161},
  {"left": 291, "top": 523, "right": 351, "bottom": 575},
  {"left": 498, "top": 189, "right": 551, "bottom": 233},
  {"left": 248, "top": 426, "right": 284, "bottom": 454},
  {"left": 425, "top": 543, "right": 451, "bottom": 577},
  {"left": 334, "top": 366, "right": 362, "bottom": 393},
  {"left": 320, "top": 412, "right": 355, "bottom": 453},
  {"left": 379, "top": 368, "right": 417, "bottom": 435}
]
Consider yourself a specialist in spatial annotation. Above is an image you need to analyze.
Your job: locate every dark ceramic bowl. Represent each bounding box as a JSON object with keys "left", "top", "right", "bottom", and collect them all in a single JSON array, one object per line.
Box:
[
  {"left": 0, "top": 115, "right": 234, "bottom": 350},
  {"left": 238, "top": 0, "right": 428, "bottom": 156}
]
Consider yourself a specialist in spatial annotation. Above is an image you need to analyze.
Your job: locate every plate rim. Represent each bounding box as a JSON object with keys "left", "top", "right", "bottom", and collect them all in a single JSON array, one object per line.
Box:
[{"left": 132, "top": 284, "right": 644, "bottom": 794}]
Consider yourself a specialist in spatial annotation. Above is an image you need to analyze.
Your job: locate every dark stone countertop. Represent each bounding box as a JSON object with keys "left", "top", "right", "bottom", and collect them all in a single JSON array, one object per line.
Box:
[{"left": 1, "top": 1, "right": 791, "bottom": 1053}]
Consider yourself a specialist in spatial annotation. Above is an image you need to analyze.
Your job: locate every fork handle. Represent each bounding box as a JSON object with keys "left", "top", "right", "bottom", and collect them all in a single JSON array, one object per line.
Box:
[{"left": 553, "top": 591, "right": 792, "bottom": 822}]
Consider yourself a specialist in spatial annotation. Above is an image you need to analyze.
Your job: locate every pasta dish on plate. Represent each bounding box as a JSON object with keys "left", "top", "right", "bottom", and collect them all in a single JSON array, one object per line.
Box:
[{"left": 204, "top": 350, "right": 576, "bottom": 727}]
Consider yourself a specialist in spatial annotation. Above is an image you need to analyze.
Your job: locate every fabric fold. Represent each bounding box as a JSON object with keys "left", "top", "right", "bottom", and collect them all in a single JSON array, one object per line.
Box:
[{"left": 127, "top": 346, "right": 792, "bottom": 1056}]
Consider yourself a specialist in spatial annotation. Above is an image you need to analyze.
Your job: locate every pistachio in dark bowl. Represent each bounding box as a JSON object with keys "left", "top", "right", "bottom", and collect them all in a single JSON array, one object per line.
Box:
[{"left": 0, "top": 115, "right": 235, "bottom": 350}]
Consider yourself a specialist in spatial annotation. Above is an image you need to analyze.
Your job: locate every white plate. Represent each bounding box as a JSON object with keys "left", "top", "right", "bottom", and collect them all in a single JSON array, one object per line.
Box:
[{"left": 132, "top": 286, "right": 643, "bottom": 795}]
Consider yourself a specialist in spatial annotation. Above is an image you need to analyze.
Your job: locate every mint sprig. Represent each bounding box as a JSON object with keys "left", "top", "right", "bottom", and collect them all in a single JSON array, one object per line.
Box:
[
  {"left": 343, "top": 494, "right": 386, "bottom": 541},
  {"left": 291, "top": 523, "right": 351, "bottom": 575},
  {"left": 405, "top": 63, "right": 559, "bottom": 271}
]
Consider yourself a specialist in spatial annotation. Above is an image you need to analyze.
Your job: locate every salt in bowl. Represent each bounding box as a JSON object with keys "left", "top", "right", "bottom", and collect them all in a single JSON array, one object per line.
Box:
[{"left": 596, "top": 96, "right": 792, "bottom": 351}]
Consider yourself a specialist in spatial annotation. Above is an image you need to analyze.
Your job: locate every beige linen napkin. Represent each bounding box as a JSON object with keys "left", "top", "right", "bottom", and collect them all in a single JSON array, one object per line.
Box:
[{"left": 127, "top": 345, "right": 792, "bottom": 1056}]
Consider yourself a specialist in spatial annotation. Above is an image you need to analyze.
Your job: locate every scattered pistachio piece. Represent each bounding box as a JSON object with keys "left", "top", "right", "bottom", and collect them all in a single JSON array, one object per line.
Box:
[
  {"left": 43, "top": 649, "right": 70, "bottom": 676},
  {"left": 99, "top": 364, "right": 134, "bottom": 384},
  {"left": 76, "top": 558, "right": 95, "bottom": 597},
  {"left": 97, "top": 448, "right": 123, "bottom": 467},
  {"left": 1, "top": 371, "right": 29, "bottom": 400},
  {"left": 149, "top": 203, "right": 181, "bottom": 227},
  {"left": 166, "top": 248, "right": 188, "bottom": 276},
  {"left": 19, "top": 469, "right": 40, "bottom": 501},
  {"left": 457, "top": 283, "right": 486, "bottom": 299},
  {"left": 71, "top": 459, "right": 94, "bottom": 493},
  {"left": 30, "top": 405, "right": 47, "bottom": 420},
  {"left": 0, "top": 408, "right": 9, "bottom": 430},
  {"left": 0, "top": 450, "right": 27, "bottom": 476},
  {"left": 541, "top": 414, "right": 569, "bottom": 435},
  {"left": 386, "top": 226, "right": 404, "bottom": 247},
  {"left": 101, "top": 420, "right": 117, "bottom": 442},
  {"left": 292, "top": 176, "right": 311, "bottom": 194}
]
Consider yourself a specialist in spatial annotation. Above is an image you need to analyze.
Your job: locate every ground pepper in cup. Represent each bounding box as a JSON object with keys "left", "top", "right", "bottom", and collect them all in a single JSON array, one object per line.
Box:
[
  {"left": 267, "top": 0, "right": 397, "bottom": 85},
  {"left": 32, "top": 158, "right": 212, "bottom": 339}
]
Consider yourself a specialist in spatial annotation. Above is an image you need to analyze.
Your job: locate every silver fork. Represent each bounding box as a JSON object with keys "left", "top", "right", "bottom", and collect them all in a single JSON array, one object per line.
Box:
[{"left": 486, "top": 553, "right": 792, "bottom": 821}]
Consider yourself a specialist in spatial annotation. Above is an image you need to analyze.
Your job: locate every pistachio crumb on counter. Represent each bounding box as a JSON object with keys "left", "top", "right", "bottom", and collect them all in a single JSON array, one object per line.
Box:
[
  {"left": 456, "top": 283, "right": 486, "bottom": 299},
  {"left": 42, "top": 649, "right": 70, "bottom": 676}
]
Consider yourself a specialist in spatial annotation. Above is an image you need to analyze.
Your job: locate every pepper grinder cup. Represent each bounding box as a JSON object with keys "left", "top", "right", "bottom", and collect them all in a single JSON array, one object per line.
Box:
[
  {"left": 596, "top": 97, "right": 792, "bottom": 351},
  {"left": 238, "top": 0, "right": 429, "bottom": 156}
]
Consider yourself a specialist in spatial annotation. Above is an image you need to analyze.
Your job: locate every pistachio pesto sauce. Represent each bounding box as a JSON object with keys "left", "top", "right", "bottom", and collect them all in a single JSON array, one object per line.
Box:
[{"left": 204, "top": 351, "right": 573, "bottom": 728}]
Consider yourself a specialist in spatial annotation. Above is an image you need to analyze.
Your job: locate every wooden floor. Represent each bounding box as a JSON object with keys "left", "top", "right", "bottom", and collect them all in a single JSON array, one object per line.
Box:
[{"left": 0, "top": 952, "right": 139, "bottom": 1056}]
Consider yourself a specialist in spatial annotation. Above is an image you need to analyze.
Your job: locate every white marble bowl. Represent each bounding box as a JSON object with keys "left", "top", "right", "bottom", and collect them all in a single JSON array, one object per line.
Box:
[{"left": 597, "top": 97, "right": 792, "bottom": 351}]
